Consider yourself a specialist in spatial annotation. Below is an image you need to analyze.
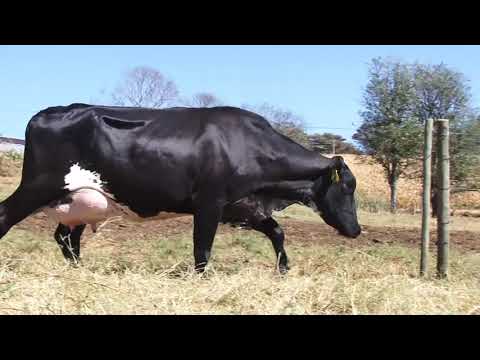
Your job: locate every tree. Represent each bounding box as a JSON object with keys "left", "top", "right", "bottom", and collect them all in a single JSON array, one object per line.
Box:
[
  {"left": 182, "top": 92, "right": 223, "bottom": 107},
  {"left": 111, "top": 66, "right": 179, "bottom": 108},
  {"left": 412, "top": 62, "right": 474, "bottom": 216},
  {"left": 413, "top": 63, "right": 470, "bottom": 122},
  {"left": 309, "top": 133, "right": 361, "bottom": 154},
  {"left": 449, "top": 115, "right": 480, "bottom": 193},
  {"left": 242, "top": 103, "right": 311, "bottom": 148},
  {"left": 353, "top": 58, "right": 422, "bottom": 213},
  {"left": 355, "top": 58, "right": 476, "bottom": 214}
]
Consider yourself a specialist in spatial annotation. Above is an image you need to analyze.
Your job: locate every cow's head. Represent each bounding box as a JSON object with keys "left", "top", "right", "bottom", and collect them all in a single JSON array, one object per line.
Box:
[{"left": 310, "top": 156, "right": 361, "bottom": 238}]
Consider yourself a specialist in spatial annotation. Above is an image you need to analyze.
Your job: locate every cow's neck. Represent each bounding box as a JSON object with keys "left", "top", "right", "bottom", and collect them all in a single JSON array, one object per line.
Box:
[
  {"left": 271, "top": 143, "right": 332, "bottom": 181},
  {"left": 256, "top": 180, "right": 314, "bottom": 206}
]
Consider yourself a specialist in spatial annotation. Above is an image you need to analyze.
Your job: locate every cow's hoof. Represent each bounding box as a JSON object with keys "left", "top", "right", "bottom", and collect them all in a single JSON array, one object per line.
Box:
[
  {"left": 66, "top": 258, "right": 82, "bottom": 267},
  {"left": 278, "top": 265, "right": 290, "bottom": 275},
  {"left": 194, "top": 266, "right": 207, "bottom": 274}
]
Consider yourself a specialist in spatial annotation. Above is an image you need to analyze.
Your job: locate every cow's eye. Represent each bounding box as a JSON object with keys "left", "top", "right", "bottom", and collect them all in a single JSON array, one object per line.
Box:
[{"left": 341, "top": 183, "right": 353, "bottom": 194}]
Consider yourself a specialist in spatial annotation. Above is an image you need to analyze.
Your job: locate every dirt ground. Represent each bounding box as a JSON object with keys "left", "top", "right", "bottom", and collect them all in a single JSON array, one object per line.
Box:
[{"left": 14, "top": 211, "right": 480, "bottom": 253}]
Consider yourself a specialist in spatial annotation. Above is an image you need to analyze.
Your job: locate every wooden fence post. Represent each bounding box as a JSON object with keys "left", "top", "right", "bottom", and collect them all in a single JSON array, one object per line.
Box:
[
  {"left": 420, "top": 119, "right": 433, "bottom": 277},
  {"left": 436, "top": 119, "right": 450, "bottom": 279}
]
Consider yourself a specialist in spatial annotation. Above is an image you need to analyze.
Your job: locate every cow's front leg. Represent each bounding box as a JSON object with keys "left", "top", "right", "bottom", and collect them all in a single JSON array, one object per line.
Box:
[
  {"left": 193, "top": 203, "right": 223, "bottom": 273},
  {"left": 251, "top": 217, "right": 289, "bottom": 274},
  {"left": 54, "top": 223, "right": 86, "bottom": 264}
]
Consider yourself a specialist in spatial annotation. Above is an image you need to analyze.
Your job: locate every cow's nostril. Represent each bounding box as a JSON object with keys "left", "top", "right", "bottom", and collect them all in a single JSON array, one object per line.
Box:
[{"left": 341, "top": 226, "right": 361, "bottom": 238}]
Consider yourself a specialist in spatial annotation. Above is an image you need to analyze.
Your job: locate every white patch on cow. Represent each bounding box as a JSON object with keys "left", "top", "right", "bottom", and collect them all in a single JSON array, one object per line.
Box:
[
  {"left": 64, "top": 163, "right": 106, "bottom": 192},
  {"left": 41, "top": 165, "right": 190, "bottom": 234},
  {"left": 40, "top": 163, "right": 191, "bottom": 234}
]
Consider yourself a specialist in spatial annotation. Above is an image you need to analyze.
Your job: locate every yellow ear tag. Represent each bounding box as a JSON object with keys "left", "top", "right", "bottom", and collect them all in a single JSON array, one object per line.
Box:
[{"left": 331, "top": 170, "right": 340, "bottom": 183}]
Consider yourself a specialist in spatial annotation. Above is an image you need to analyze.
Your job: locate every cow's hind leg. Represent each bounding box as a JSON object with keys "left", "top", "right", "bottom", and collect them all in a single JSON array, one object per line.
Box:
[
  {"left": 54, "top": 223, "right": 86, "bottom": 264},
  {"left": 251, "top": 217, "right": 289, "bottom": 274},
  {"left": 0, "top": 183, "right": 65, "bottom": 240}
]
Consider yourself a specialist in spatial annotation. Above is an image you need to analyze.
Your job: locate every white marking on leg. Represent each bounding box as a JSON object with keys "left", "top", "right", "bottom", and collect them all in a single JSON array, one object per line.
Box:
[
  {"left": 273, "top": 226, "right": 283, "bottom": 235},
  {"left": 60, "top": 232, "right": 78, "bottom": 263}
]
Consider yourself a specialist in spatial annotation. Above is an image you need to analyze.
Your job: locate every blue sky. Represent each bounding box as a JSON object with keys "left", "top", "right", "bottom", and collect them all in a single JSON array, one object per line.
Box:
[{"left": 1, "top": 45, "right": 480, "bottom": 142}]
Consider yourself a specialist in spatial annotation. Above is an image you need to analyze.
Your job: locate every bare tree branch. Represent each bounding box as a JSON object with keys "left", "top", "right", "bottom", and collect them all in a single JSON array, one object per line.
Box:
[
  {"left": 181, "top": 92, "right": 223, "bottom": 108},
  {"left": 111, "top": 66, "right": 179, "bottom": 108}
]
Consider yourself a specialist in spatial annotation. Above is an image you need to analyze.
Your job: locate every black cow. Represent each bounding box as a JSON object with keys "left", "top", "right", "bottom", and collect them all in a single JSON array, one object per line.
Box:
[{"left": 0, "top": 104, "right": 361, "bottom": 273}]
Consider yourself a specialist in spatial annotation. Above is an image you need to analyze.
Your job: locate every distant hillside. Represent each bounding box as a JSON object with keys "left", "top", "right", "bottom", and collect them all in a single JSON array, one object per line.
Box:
[
  {"left": 338, "top": 154, "right": 479, "bottom": 211},
  {"left": 0, "top": 137, "right": 24, "bottom": 154}
]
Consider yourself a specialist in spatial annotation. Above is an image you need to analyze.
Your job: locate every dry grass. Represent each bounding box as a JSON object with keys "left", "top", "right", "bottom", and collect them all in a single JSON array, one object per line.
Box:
[
  {"left": 452, "top": 192, "right": 480, "bottom": 210},
  {"left": 339, "top": 154, "right": 479, "bottom": 211},
  {"left": 357, "top": 210, "right": 480, "bottom": 233},
  {"left": 0, "top": 223, "right": 479, "bottom": 315},
  {"left": 339, "top": 154, "right": 423, "bottom": 211},
  {"left": 0, "top": 153, "right": 22, "bottom": 200},
  {"left": 279, "top": 204, "right": 480, "bottom": 233},
  {"left": 0, "top": 152, "right": 23, "bottom": 178}
]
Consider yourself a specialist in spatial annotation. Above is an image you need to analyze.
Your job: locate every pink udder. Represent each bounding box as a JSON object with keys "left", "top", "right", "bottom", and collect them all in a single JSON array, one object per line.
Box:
[{"left": 43, "top": 188, "right": 119, "bottom": 230}]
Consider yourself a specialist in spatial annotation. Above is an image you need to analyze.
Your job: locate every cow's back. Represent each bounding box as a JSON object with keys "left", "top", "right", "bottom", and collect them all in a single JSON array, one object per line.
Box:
[{"left": 21, "top": 104, "right": 291, "bottom": 218}]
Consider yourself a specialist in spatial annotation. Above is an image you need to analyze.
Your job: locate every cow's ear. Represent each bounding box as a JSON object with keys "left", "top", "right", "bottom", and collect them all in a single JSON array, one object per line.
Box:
[
  {"left": 331, "top": 156, "right": 345, "bottom": 170},
  {"left": 331, "top": 169, "right": 340, "bottom": 183},
  {"left": 329, "top": 156, "right": 345, "bottom": 183}
]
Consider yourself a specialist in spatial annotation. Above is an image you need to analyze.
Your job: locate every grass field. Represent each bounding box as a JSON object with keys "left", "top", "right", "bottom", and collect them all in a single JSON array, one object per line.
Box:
[
  {"left": 0, "top": 205, "right": 478, "bottom": 314},
  {"left": 0, "top": 153, "right": 479, "bottom": 314}
]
